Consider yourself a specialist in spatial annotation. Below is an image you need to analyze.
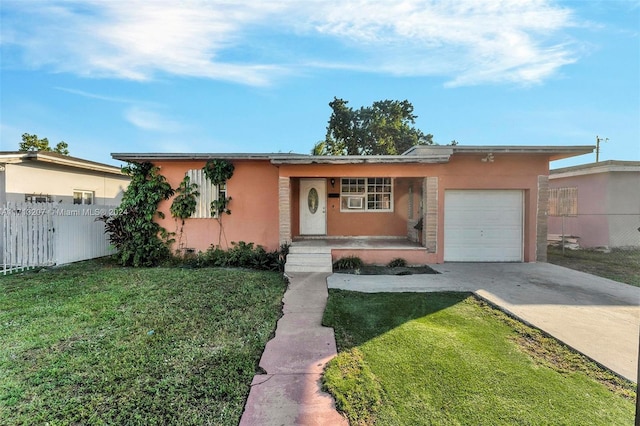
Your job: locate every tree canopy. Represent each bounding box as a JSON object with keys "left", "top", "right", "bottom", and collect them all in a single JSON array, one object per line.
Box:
[
  {"left": 312, "top": 98, "right": 433, "bottom": 155},
  {"left": 19, "top": 133, "right": 69, "bottom": 155}
]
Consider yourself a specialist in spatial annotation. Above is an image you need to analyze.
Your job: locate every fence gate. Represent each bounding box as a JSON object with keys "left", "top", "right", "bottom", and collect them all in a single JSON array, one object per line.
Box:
[
  {"left": 2, "top": 203, "right": 54, "bottom": 274},
  {"left": 2, "top": 203, "right": 117, "bottom": 275}
]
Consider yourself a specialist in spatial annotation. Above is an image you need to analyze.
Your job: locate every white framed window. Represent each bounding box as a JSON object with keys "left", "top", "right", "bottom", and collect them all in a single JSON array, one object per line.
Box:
[
  {"left": 73, "top": 190, "right": 94, "bottom": 205},
  {"left": 25, "top": 194, "right": 52, "bottom": 203},
  {"left": 186, "top": 169, "right": 227, "bottom": 218},
  {"left": 549, "top": 187, "right": 577, "bottom": 216},
  {"left": 340, "top": 177, "right": 393, "bottom": 212}
]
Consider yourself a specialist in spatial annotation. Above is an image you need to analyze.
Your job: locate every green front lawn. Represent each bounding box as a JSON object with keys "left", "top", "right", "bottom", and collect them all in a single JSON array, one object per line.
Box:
[
  {"left": 547, "top": 247, "right": 640, "bottom": 287},
  {"left": 0, "top": 260, "right": 286, "bottom": 425},
  {"left": 322, "top": 290, "right": 635, "bottom": 425}
]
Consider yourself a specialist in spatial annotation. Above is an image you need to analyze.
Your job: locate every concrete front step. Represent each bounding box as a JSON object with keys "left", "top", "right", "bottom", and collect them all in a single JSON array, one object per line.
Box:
[
  {"left": 285, "top": 252, "right": 333, "bottom": 273},
  {"left": 288, "top": 245, "right": 332, "bottom": 254}
]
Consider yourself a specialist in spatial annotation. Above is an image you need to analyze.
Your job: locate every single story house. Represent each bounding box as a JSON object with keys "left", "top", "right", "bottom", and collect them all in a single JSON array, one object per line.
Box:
[
  {"left": 113, "top": 145, "right": 592, "bottom": 269},
  {"left": 548, "top": 160, "right": 640, "bottom": 249},
  {"left": 0, "top": 151, "right": 129, "bottom": 205}
]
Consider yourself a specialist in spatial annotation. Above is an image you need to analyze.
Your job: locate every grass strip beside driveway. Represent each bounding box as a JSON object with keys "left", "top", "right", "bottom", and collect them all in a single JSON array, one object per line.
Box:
[
  {"left": 0, "top": 261, "right": 286, "bottom": 425},
  {"left": 322, "top": 290, "right": 635, "bottom": 425},
  {"left": 547, "top": 247, "right": 640, "bottom": 287}
]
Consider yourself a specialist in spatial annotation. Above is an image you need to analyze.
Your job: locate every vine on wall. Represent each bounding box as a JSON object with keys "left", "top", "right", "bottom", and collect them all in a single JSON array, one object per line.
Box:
[
  {"left": 170, "top": 175, "right": 200, "bottom": 251},
  {"left": 99, "top": 162, "right": 174, "bottom": 267},
  {"left": 101, "top": 159, "right": 238, "bottom": 265},
  {"left": 203, "top": 159, "right": 235, "bottom": 248}
]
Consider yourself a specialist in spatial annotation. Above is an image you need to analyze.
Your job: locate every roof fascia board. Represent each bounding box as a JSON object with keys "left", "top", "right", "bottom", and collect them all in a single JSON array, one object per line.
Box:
[
  {"left": 0, "top": 152, "right": 124, "bottom": 175},
  {"left": 112, "top": 153, "right": 286, "bottom": 162},
  {"left": 113, "top": 145, "right": 595, "bottom": 164},
  {"left": 551, "top": 163, "right": 640, "bottom": 179},
  {"left": 30, "top": 152, "right": 124, "bottom": 175},
  {"left": 404, "top": 145, "right": 594, "bottom": 160},
  {"left": 0, "top": 153, "right": 29, "bottom": 164},
  {"left": 455, "top": 145, "right": 592, "bottom": 152},
  {"left": 269, "top": 155, "right": 451, "bottom": 165}
]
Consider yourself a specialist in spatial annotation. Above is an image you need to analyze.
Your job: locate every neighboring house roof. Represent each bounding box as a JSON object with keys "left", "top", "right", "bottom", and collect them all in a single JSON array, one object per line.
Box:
[
  {"left": 0, "top": 151, "right": 125, "bottom": 176},
  {"left": 550, "top": 160, "right": 640, "bottom": 179},
  {"left": 113, "top": 145, "right": 594, "bottom": 164}
]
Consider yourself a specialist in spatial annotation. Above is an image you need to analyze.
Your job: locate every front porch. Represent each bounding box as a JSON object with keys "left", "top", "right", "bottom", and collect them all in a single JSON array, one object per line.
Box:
[
  {"left": 279, "top": 174, "right": 440, "bottom": 268},
  {"left": 285, "top": 237, "right": 433, "bottom": 273}
]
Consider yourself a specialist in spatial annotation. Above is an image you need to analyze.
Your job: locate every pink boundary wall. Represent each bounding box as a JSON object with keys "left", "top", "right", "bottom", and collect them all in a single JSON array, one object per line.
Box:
[{"left": 331, "top": 249, "right": 436, "bottom": 265}]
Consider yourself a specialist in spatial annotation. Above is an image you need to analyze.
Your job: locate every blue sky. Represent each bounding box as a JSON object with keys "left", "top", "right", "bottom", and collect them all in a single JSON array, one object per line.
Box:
[{"left": 1, "top": 0, "right": 638, "bottom": 168}]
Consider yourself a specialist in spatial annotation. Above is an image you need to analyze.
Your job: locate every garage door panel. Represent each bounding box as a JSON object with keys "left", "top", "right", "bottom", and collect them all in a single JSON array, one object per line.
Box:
[{"left": 444, "top": 190, "right": 523, "bottom": 262}]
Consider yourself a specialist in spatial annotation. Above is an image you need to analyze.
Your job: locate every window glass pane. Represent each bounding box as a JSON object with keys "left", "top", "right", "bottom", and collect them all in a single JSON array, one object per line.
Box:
[
  {"left": 340, "top": 178, "right": 393, "bottom": 212},
  {"left": 73, "top": 192, "right": 82, "bottom": 204}
]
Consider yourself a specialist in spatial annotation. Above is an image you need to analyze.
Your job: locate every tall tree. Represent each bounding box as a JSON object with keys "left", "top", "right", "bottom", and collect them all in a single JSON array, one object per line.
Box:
[
  {"left": 19, "top": 133, "right": 69, "bottom": 155},
  {"left": 313, "top": 98, "right": 433, "bottom": 155}
]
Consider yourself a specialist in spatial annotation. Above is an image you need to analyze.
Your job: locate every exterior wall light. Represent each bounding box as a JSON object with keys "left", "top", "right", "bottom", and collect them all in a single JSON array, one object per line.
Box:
[{"left": 481, "top": 153, "right": 494, "bottom": 163}]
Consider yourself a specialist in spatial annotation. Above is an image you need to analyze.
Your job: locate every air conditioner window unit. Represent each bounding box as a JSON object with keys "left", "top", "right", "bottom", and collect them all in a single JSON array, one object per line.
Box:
[{"left": 347, "top": 196, "right": 364, "bottom": 209}]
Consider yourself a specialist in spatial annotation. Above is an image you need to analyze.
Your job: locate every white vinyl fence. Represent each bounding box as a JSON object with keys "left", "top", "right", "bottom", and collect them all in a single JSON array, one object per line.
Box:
[{"left": 2, "top": 202, "right": 118, "bottom": 274}]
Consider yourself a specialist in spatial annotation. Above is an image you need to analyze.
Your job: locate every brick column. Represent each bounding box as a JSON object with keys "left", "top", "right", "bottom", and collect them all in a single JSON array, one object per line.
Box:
[
  {"left": 279, "top": 177, "right": 292, "bottom": 247},
  {"left": 536, "top": 175, "right": 549, "bottom": 262},
  {"left": 423, "top": 177, "right": 438, "bottom": 253}
]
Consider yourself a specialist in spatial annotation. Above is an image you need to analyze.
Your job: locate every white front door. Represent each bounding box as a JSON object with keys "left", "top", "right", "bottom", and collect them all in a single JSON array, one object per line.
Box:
[{"left": 300, "top": 179, "right": 326, "bottom": 235}]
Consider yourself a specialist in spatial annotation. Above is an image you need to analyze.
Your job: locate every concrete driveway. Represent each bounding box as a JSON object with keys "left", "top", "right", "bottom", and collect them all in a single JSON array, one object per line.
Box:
[{"left": 328, "top": 262, "right": 640, "bottom": 383}]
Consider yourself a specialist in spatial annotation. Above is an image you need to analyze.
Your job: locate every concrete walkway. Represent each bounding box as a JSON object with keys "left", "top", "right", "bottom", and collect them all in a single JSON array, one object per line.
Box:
[
  {"left": 328, "top": 262, "right": 640, "bottom": 382},
  {"left": 240, "top": 273, "right": 348, "bottom": 426}
]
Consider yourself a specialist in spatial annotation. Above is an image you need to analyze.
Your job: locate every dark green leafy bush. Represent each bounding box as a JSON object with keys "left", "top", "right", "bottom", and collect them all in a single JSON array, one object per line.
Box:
[
  {"left": 99, "top": 162, "right": 174, "bottom": 266},
  {"left": 333, "top": 256, "right": 364, "bottom": 270},
  {"left": 387, "top": 258, "right": 407, "bottom": 268},
  {"left": 176, "top": 241, "right": 289, "bottom": 272}
]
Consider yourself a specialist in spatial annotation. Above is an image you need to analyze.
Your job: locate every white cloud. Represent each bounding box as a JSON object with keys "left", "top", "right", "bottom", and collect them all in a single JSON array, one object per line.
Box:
[
  {"left": 1, "top": 0, "right": 579, "bottom": 86},
  {"left": 124, "top": 106, "right": 185, "bottom": 133},
  {"left": 54, "top": 87, "right": 150, "bottom": 104}
]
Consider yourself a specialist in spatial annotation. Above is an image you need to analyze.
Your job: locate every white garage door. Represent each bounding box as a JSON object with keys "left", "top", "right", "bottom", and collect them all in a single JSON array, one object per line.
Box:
[{"left": 444, "top": 190, "right": 523, "bottom": 262}]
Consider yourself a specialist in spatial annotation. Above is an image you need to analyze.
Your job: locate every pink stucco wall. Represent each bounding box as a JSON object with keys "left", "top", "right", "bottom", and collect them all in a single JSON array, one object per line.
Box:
[
  {"left": 548, "top": 170, "right": 640, "bottom": 248},
  {"left": 332, "top": 248, "right": 435, "bottom": 265},
  {"left": 149, "top": 153, "right": 549, "bottom": 262},
  {"left": 280, "top": 164, "right": 432, "bottom": 237},
  {"left": 435, "top": 155, "right": 547, "bottom": 262},
  {"left": 325, "top": 177, "right": 414, "bottom": 237},
  {"left": 155, "top": 160, "right": 281, "bottom": 252},
  {"left": 280, "top": 154, "right": 549, "bottom": 263},
  {"left": 548, "top": 173, "right": 609, "bottom": 248}
]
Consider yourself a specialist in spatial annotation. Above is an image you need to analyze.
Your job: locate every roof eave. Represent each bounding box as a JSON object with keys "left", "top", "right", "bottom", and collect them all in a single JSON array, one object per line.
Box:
[
  {"left": 113, "top": 145, "right": 595, "bottom": 165},
  {"left": 111, "top": 153, "right": 300, "bottom": 162},
  {"left": 269, "top": 154, "right": 452, "bottom": 165},
  {"left": 0, "top": 151, "right": 124, "bottom": 176},
  {"left": 405, "top": 145, "right": 595, "bottom": 160},
  {"left": 551, "top": 160, "right": 640, "bottom": 178}
]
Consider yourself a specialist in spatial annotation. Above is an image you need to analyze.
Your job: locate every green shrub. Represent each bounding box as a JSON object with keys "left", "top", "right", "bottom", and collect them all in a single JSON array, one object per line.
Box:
[
  {"left": 387, "top": 258, "right": 407, "bottom": 268},
  {"left": 181, "top": 241, "right": 289, "bottom": 272},
  {"left": 333, "top": 256, "right": 364, "bottom": 270},
  {"left": 99, "top": 162, "right": 174, "bottom": 267},
  {"left": 227, "top": 241, "right": 257, "bottom": 267}
]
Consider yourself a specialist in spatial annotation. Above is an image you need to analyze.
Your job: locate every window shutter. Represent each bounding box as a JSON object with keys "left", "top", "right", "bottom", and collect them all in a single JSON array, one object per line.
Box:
[{"left": 186, "top": 169, "right": 217, "bottom": 218}]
